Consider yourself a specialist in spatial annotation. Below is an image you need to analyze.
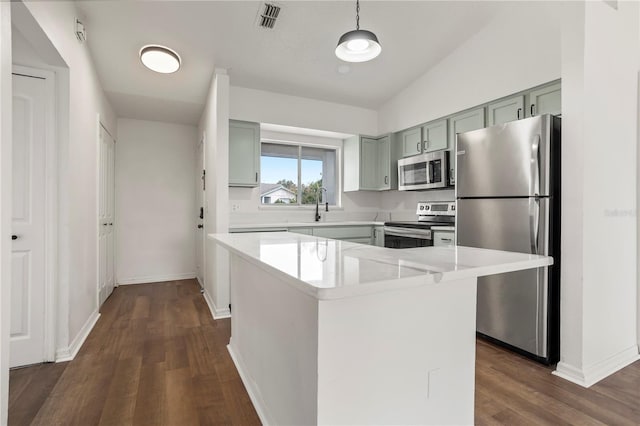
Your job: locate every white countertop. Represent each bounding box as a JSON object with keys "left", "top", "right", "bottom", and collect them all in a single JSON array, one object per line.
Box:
[
  {"left": 229, "top": 221, "right": 385, "bottom": 231},
  {"left": 210, "top": 232, "right": 552, "bottom": 300}
]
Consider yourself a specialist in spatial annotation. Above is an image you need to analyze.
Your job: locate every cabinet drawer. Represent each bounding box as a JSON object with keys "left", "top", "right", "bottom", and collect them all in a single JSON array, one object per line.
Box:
[
  {"left": 433, "top": 231, "right": 455, "bottom": 247},
  {"left": 313, "top": 226, "right": 372, "bottom": 239},
  {"left": 288, "top": 227, "right": 313, "bottom": 235}
]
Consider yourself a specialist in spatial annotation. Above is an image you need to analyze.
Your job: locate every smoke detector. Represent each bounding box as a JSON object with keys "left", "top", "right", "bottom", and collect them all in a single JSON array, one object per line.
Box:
[{"left": 255, "top": 2, "right": 282, "bottom": 29}]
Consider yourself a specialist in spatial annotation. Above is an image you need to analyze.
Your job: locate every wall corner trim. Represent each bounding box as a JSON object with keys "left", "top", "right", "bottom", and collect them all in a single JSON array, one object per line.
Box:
[
  {"left": 202, "top": 289, "right": 231, "bottom": 320},
  {"left": 55, "top": 310, "right": 100, "bottom": 363},
  {"left": 553, "top": 345, "right": 640, "bottom": 387}
]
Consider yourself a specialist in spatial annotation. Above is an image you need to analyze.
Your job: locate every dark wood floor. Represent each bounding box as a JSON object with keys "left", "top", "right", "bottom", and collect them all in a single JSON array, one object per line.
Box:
[{"left": 9, "top": 279, "right": 640, "bottom": 425}]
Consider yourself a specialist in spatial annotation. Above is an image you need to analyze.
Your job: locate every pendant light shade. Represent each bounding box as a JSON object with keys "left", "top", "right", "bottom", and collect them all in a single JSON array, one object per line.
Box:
[
  {"left": 335, "top": 29, "right": 381, "bottom": 63},
  {"left": 335, "top": 0, "right": 381, "bottom": 63}
]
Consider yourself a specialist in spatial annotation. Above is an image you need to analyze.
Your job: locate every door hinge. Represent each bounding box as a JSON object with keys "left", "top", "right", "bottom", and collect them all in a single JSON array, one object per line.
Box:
[{"left": 202, "top": 169, "right": 206, "bottom": 190}]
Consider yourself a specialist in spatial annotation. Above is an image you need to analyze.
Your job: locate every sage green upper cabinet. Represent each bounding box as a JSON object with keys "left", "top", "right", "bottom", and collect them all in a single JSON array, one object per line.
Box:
[
  {"left": 344, "top": 134, "right": 394, "bottom": 192},
  {"left": 448, "top": 107, "right": 485, "bottom": 147},
  {"left": 229, "top": 120, "right": 260, "bottom": 187},
  {"left": 400, "top": 127, "right": 422, "bottom": 157},
  {"left": 359, "top": 137, "right": 379, "bottom": 190},
  {"left": 527, "top": 82, "right": 561, "bottom": 117},
  {"left": 488, "top": 95, "right": 525, "bottom": 126},
  {"left": 377, "top": 135, "right": 392, "bottom": 190},
  {"left": 448, "top": 108, "right": 485, "bottom": 185},
  {"left": 422, "top": 119, "right": 448, "bottom": 152}
]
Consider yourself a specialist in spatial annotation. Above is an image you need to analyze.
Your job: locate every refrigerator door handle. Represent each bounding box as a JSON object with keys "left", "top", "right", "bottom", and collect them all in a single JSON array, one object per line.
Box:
[
  {"left": 531, "top": 134, "right": 541, "bottom": 196},
  {"left": 529, "top": 198, "right": 540, "bottom": 255}
]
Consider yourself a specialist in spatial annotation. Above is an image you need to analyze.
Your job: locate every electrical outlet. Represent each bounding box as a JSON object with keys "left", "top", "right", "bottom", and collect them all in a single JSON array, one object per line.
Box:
[{"left": 232, "top": 204, "right": 240, "bottom": 212}]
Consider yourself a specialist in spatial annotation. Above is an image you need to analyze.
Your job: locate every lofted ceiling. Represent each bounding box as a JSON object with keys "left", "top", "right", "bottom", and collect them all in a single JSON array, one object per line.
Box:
[{"left": 74, "top": 1, "right": 506, "bottom": 126}]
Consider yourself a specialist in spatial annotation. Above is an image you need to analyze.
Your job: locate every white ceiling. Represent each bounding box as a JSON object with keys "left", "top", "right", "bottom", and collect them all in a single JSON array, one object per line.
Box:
[{"left": 75, "top": 1, "right": 505, "bottom": 126}]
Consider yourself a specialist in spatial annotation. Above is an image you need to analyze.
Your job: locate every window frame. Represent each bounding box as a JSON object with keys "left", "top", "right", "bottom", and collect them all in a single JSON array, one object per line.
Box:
[{"left": 259, "top": 138, "right": 342, "bottom": 209}]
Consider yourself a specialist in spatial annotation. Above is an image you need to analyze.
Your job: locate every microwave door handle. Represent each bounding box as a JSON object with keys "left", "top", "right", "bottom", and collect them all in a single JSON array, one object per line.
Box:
[{"left": 428, "top": 161, "right": 434, "bottom": 184}]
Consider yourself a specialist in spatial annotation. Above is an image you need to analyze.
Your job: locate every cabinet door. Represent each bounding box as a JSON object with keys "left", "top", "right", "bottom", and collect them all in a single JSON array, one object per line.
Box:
[
  {"left": 433, "top": 231, "right": 455, "bottom": 247},
  {"left": 359, "top": 137, "right": 379, "bottom": 190},
  {"left": 448, "top": 108, "right": 485, "bottom": 185},
  {"left": 488, "top": 95, "right": 524, "bottom": 126},
  {"left": 528, "top": 83, "right": 561, "bottom": 117},
  {"left": 422, "top": 119, "right": 448, "bottom": 152},
  {"left": 373, "top": 226, "right": 385, "bottom": 247},
  {"left": 229, "top": 120, "right": 260, "bottom": 187},
  {"left": 377, "top": 135, "right": 391, "bottom": 190},
  {"left": 400, "top": 127, "right": 422, "bottom": 157}
]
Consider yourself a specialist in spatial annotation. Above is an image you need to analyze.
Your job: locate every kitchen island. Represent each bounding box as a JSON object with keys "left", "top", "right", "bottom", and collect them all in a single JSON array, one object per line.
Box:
[{"left": 210, "top": 231, "right": 552, "bottom": 425}]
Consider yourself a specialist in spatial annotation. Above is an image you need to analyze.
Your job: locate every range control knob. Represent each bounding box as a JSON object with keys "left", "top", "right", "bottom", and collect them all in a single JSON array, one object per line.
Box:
[
  {"left": 419, "top": 205, "right": 425, "bottom": 211},
  {"left": 425, "top": 205, "right": 430, "bottom": 210}
]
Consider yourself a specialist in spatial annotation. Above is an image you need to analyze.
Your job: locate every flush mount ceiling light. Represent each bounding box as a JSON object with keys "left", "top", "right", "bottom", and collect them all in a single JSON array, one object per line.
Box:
[
  {"left": 139, "top": 45, "right": 181, "bottom": 74},
  {"left": 335, "top": 0, "right": 381, "bottom": 63}
]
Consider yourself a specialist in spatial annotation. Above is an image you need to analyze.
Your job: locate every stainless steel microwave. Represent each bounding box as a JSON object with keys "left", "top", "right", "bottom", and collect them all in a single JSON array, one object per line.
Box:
[{"left": 398, "top": 151, "right": 450, "bottom": 191}]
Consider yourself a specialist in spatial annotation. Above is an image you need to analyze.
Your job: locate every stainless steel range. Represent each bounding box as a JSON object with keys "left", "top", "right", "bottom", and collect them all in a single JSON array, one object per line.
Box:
[{"left": 383, "top": 201, "right": 455, "bottom": 249}]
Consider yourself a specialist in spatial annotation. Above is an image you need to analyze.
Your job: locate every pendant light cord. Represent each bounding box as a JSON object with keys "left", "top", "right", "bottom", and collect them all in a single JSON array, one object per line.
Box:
[{"left": 356, "top": 0, "right": 360, "bottom": 30}]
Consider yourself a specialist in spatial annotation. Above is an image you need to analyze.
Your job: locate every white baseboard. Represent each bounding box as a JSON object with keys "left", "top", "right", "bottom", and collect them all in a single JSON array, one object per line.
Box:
[
  {"left": 55, "top": 310, "right": 100, "bottom": 362},
  {"left": 202, "top": 288, "right": 231, "bottom": 320},
  {"left": 196, "top": 275, "right": 204, "bottom": 289},
  {"left": 117, "top": 272, "right": 196, "bottom": 285},
  {"left": 228, "top": 342, "right": 272, "bottom": 425},
  {"left": 553, "top": 344, "right": 640, "bottom": 387}
]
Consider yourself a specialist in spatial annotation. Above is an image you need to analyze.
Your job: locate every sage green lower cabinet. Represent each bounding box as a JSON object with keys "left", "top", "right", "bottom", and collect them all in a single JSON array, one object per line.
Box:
[
  {"left": 422, "top": 119, "right": 448, "bottom": 153},
  {"left": 288, "top": 227, "right": 313, "bottom": 235},
  {"left": 344, "top": 134, "right": 394, "bottom": 191},
  {"left": 488, "top": 95, "right": 525, "bottom": 126},
  {"left": 448, "top": 108, "right": 485, "bottom": 185},
  {"left": 229, "top": 120, "right": 260, "bottom": 187},
  {"left": 433, "top": 231, "right": 455, "bottom": 247},
  {"left": 373, "top": 226, "right": 385, "bottom": 247},
  {"left": 527, "top": 82, "right": 561, "bottom": 117}
]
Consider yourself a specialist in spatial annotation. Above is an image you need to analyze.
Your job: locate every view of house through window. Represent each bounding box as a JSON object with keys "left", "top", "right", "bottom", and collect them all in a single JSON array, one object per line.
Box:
[{"left": 260, "top": 142, "right": 337, "bottom": 206}]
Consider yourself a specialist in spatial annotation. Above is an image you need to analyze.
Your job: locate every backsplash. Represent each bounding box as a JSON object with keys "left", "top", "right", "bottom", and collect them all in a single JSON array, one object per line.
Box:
[{"left": 229, "top": 186, "right": 456, "bottom": 226}]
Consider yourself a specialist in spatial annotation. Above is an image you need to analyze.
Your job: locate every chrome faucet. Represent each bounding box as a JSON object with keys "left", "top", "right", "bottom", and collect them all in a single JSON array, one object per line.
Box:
[{"left": 315, "top": 187, "right": 328, "bottom": 222}]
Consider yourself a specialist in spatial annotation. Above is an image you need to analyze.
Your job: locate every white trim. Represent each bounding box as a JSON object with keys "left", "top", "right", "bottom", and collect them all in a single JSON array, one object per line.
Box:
[
  {"left": 553, "top": 345, "right": 640, "bottom": 387},
  {"left": 12, "top": 65, "right": 57, "bottom": 363},
  {"left": 117, "top": 272, "right": 196, "bottom": 285},
  {"left": 202, "top": 289, "right": 231, "bottom": 320},
  {"left": 55, "top": 310, "right": 100, "bottom": 362},
  {"left": 227, "top": 342, "right": 272, "bottom": 425}
]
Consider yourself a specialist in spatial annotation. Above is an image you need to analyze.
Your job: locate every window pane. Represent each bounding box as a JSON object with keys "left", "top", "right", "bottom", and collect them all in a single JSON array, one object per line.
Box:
[
  {"left": 301, "top": 147, "right": 336, "bottom": 205},
  {"left": 260, "top": 143, "right": 298, "bottom": 204}
]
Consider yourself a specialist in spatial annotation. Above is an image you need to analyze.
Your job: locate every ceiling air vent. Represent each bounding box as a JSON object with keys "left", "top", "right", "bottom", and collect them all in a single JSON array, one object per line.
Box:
[{"left": 256, "top": 2, "right": 282, "bottom": 29}]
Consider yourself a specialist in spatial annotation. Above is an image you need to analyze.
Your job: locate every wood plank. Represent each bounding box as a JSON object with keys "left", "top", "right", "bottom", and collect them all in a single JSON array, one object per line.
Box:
[{"left": 9, "top": 279, "right": 639, "bottom": 426}]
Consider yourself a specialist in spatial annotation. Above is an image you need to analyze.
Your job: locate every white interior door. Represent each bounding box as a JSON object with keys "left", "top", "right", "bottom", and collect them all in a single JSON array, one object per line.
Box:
[
  {"left": 10, "top": 73, "right": 47, "bottom": 367},
  {"left": 98, "top": 124, "right": 115, "bottom": 307},
  {"left": 195, "top": 139, "right": 205, "bottom": 287}
]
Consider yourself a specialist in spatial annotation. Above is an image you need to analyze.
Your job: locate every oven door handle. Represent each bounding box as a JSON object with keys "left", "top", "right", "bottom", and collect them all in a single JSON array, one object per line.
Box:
[{"left": 383, "top": 227, "right": 432, "bottom": 240}]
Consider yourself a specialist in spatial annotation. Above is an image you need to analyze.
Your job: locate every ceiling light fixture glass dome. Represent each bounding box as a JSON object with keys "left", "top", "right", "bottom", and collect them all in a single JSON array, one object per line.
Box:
[
  {"left": 139, "top": 45, "right": 181, "bottom": 74},
  {"left": 335, "top": 0, "right": 381, "bottom": 63}
]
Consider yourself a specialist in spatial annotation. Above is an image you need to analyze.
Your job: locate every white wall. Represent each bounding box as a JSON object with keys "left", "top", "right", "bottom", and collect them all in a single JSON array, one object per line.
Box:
[
  {"left": 378, "top": 2, "right": 562, "bottom": 134},
  {"left": 0, "top": 3, "right": 11, "bottom": 423},
  {"left": 199, "top": 69, "right": 232, "bottom": 318},
  {"left": 115, "top": 119, "right": 197, "bottom": 284},
  {"left": 554, "top": 0, "right": 640, "bottom": 387},
  {"left": 230, "top": 85, "right": 378, "bottom": 137},
  {"left": 19, "top": 1, "right": 116, "bottom": 356}
]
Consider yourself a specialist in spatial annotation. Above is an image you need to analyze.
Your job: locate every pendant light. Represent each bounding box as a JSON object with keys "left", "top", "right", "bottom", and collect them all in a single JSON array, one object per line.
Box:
[{"left": 335, "top": 0, "right": 381, "bottom": 63}]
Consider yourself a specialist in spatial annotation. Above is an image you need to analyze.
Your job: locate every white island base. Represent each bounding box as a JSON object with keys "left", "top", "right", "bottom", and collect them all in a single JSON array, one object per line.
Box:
[{"left": 212, "top": 232, "right": 552, "bottom": 425}]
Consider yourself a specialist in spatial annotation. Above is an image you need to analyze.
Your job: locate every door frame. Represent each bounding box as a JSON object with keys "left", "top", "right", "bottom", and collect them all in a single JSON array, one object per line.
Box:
[
  {"left": 12, "top": 65, "right": 57, "bottom": 362},
  {"left": 196, "top": 135, "right": 205, "bottom": 289},
  {"left": 96, "top": 115, "right": 116, "bottom": 309}
]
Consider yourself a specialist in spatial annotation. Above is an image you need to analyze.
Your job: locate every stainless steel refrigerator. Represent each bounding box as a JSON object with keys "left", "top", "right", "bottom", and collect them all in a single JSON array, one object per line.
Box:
[{"left": 456, "top": 114, "right": 560, "bottom": 364}]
